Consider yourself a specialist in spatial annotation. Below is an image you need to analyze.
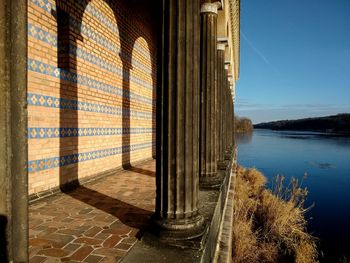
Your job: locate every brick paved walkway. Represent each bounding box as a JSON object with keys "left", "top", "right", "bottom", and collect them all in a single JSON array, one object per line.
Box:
[{"left": 29, "top": 160, "right": 155, "bottom": 263}]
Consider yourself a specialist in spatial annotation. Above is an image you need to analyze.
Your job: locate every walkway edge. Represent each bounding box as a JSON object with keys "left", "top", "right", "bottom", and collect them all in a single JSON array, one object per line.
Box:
[{"left": 213, "top": 167, "right": 236, "bottom": 262}]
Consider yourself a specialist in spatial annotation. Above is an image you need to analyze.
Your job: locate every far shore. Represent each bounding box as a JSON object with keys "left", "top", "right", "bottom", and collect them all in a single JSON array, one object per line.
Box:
[
  {"left": 252, "top": 113, "right": 350, "bottom": 136},
  {"left": 252, "top": 127, "right": 350, "bottom": 137}
]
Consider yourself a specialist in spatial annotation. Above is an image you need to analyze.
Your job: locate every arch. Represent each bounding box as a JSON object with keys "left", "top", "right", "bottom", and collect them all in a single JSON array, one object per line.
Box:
[
  {"left": 129, "top": 37, "right": 157, "bottom": 164},
  {"left": 54, "top": 0, "right": 158, "bottom": 187},
  {"left": 115, "top": 3, "right": 158, "bottom": 168},
  {"left": 55, "top": 0, "right": 121, "bottom": 189},
  {"left": 77, "top": 0, "right": 122, "bottom": 178}
]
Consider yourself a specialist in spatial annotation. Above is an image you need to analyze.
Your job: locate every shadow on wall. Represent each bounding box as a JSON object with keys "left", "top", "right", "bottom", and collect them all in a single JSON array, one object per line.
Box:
[
  {"left": 0, "top": 215, "right": 8, "bottom": 262},
  {"left": 53, "top": 0, "right": 158, "bottom": 191},
  {"left": 54, "top": 4, "right": 80, "bottom": 192}
]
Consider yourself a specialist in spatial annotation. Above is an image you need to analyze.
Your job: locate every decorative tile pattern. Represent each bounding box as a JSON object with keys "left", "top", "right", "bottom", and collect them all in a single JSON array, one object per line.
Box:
[
  {"left": 28, "top": 57, "right": 154, "bottom": 106},
  {"left": 31, "top": 0, "right": 54, "bottom": 12},
  {"left": 28, "top": 24, "right": 57, "bottom": 46},
  {"left": 29, "top": 0, "right": 154, "bottom": 64},
  {"left": 28, "top": 93, "right": 154, "bottom": 119},
  {"left": 27, "top": 0, "right": 157, "bottom": 195},
  {"left": 28, "top": 142, "right": 153, "bottom": 173},
  {"left": 28, "top": 127, "right": 155, "bottom": 139},
  {"left": 28, "top": 23, "right": 154, "bottom": 76}
]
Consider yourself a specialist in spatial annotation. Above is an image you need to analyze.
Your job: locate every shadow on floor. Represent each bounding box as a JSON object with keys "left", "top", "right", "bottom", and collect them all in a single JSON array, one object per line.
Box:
[
  {"left": 125, "top": 166, "right": 155, "bottom": 177},
  {"left": 67, "top": 186, "right": 153, "bottom": 238}
]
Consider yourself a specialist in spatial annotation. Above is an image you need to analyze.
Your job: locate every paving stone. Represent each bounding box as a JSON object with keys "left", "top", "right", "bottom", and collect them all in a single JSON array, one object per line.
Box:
[
  {"left": 99, "top": 256, "right": 117, "bottom": 263},
  {"left": 35, "top": 227, "right": 58, "bottom": 237},
  {"left": 101, "top": 227, "right": 130, "bottom": 236},
  {"left": 70, "top": 246, "right": 94, "bottom": 261},
  {"left": 29, "top": 246, "right": 45, "bottom": 258},
  {"left": 45, "top": 233, "right": 75, "bottom": 248},
  {"left": 62, "top": 218, "right": 75, "bottom": 223},
  {"left": 79, "top": 208, "right": 94, "bottom": 215},
  {"left": 84, "top": 254, "right": 104, "bottom": 263},
  {"left": 92, "top": 248, "right": 124, "bottom": 258},
  {"left": 38, "top": 248, "right": 70, "bottom": 257},
  {"left": 114, "top": 243, "right": 132, "bottom": 251},
  {"left": 29, "top": 255, "right": 47, "bottom": 263},
  {"left": 95, "top": 233, "right": 111, "bottom": 240},
  {"left": 43, "top": 258, "right": 61, "bottom": 263},
  {"left": 58, "top": 228, "right": 85, "bottom": 236},
  {"left": 29, "top": 160, "right": 156, "bottom": 262},
  {"left": 63, "top": 243, "right": 81, "bottom": 253},
  {"left": 84, "top": 226, "right": 102, "bottom": 237},
  {"left": 102, "top": 235, "right": 121, "bottom": 248},
  {"left": 29, "top": 238, "right": 59, "bottom": 249},
  {"left": 108, "top": 221, "right": 121, "bottom": 230},
  {"left": 76, "top": 225, "right": 92, "bottom": 232},
  {"left": 73, "top": 237, "right": 103, "bottom": 246}
]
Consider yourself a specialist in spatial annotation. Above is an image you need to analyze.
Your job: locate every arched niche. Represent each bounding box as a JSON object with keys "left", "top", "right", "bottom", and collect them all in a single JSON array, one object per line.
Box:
[{"left": 129, "top": 37, "right": 156, "bottom": 164}]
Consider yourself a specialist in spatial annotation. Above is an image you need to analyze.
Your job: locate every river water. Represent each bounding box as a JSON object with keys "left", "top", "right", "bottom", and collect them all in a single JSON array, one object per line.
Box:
[{"left": 236, "top": 129, "right": 350, "bottom": 262}]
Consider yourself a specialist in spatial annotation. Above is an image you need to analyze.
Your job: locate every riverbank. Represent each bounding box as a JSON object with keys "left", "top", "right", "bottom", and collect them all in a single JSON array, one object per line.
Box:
[
  {"left": 254, "top": 113, "right": 350, "bottom": 135},
  {"left": 232, "top": 166, "right": 317, "bottom": 263}
]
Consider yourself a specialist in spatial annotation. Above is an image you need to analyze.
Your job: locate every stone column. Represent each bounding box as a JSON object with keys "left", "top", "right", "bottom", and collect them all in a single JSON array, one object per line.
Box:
[
  {"left": 228, "top": 87, "right": 233, "bottom": 149},
  {"left": 0, "top": 0, "right": 28, "bottom": 261},
  {"left": 216, "top": 42, "right": 226, "bottom": 169},
  {"left": 232, "top": 85, "right": 236, "bottom": 147},
  {"left": 199, "top": 2, "right": 221, "bottom": 187},
  {"left": 225, "top": 74, "right": 233, "bottom": 159},
  {"left": 226, "top": 78, "right": 232, "bottom": 151},
  {"left": 155, "top": 0, "right": 204, "bottom": 239},
  {"left": 223, "top": 68, "right": 229, "bottom": 155}
]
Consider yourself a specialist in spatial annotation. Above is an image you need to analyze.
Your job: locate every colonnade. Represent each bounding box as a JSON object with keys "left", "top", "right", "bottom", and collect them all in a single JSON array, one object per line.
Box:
[
  {"left": 0, "top": 1, "right": 237, "bottom": 260},
  {"left": 154, "top": 0, "right": 235, "bottom": 239}
]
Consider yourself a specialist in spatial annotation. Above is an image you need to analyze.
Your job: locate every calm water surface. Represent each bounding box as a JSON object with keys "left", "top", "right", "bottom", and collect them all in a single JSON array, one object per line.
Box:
[{"left": 236, "top": 129, "right": 350, "bottom": 262}]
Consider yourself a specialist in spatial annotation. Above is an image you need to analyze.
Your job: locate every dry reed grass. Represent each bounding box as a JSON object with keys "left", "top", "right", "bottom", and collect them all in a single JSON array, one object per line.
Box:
[{"left": 232, "top": 166, "right": 318, "bottom": 263}]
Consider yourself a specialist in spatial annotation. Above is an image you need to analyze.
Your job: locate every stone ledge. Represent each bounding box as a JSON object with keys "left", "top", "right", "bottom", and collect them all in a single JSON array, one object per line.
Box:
[{"left": 213, "top": 168, "right": 235, "bottom": 263}]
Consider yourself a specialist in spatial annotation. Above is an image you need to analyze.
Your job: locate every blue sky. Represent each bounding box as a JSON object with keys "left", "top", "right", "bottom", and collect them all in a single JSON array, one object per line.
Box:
[{"left": 235, "top": 0, "right": 350, "bottom": 124}]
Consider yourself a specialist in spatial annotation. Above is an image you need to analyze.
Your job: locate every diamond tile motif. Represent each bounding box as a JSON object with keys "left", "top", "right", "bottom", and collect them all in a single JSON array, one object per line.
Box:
[
  {"left": 28, "top": 142, "right": 153, "bottom": 173},
  {"left": 27, "top": 92, "right": 154, "bottom": 120}
]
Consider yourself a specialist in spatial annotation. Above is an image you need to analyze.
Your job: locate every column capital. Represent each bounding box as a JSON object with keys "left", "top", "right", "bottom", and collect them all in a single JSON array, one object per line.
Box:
[
  {"left": 201, "top": 2, "right": 221, "bottom": 14},
  {"left": 217, "top": 37, "right": 228, "bottom": 43}
]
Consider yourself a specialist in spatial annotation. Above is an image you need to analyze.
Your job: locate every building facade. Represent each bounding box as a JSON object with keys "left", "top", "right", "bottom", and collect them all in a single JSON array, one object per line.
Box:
[{"left": 0, "top": 0, "right": 239, "bottom": 261}]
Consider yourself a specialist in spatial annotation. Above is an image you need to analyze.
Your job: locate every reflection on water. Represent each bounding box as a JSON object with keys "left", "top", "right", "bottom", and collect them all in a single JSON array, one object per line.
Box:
[
  {"left": 237, "top": 129, "right": 350, "bottom": 263},
  {"left": 308, "top": 161, "right": 336, "bottom": 169},
  {"left": 235, "top": 132, "right": 253, "bottom": 144}
]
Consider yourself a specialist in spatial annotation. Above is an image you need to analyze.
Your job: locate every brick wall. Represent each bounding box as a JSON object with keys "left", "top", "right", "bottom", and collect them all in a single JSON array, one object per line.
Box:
[{"left": 28, "top": 0, "right": 157, "bottom": 195}]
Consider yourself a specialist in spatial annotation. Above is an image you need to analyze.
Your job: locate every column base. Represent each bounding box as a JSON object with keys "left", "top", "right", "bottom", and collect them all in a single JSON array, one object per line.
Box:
[
  {"left": 217, "top": 160, "right": 228, "bottom": 170},
  {"left": 200, "top": 172, "right": 223, "bottom": 189},
  {"left": 224, "top": 149, "right": 232, "bottom": 160},
  {"left": 151, "top": 213, "right": 206, "bottom": 242}
]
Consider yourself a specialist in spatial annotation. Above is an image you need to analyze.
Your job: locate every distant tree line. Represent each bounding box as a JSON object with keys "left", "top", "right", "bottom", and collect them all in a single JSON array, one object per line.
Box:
[
  {"left": 254, "top": 113, "right": 350, "bottom": 134},
  {"left": 234, "top": 116, "right": 253, "bottom": 133}
]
